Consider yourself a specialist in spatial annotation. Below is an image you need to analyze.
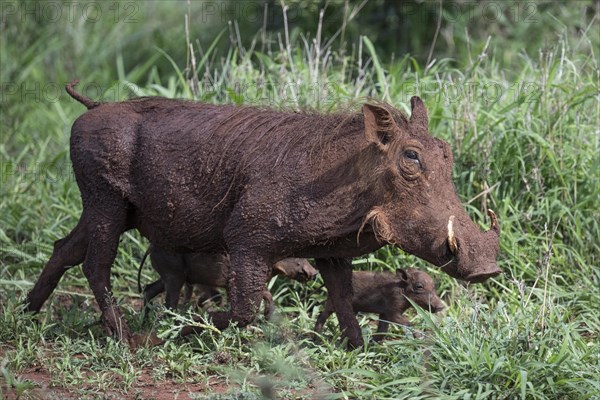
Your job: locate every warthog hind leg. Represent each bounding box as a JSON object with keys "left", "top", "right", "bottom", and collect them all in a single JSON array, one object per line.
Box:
[{"left": 25, "top": 213, "right": 90, "bottom": 312}]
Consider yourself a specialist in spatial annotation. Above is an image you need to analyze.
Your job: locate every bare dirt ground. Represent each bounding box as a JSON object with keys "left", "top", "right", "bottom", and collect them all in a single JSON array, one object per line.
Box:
[
  {"left": 1, "top": 288, "right": 333, "bottom": 399},
  {"left": 1, "top": 364, "right": 229, "bottom": 400},
  {"left": 0, "top": 290, "right": 234, "bottom": 399}
]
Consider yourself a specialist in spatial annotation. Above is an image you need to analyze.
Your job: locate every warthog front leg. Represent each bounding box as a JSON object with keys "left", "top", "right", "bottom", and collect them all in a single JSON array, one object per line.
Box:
[
  {"left": 210, "top": 250, "right": 271, "bottom": 329},
  {"left": 181, "top": 249, "right": 271, "bottom": 335}
]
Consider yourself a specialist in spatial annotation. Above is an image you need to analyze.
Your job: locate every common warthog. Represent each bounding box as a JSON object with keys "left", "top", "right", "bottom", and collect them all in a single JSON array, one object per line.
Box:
[
  {"left": 314, "top": 268, "right": 444, "bottom": 341},
  {"left": 138, "top": 247, "right": 317, "bottom": 319},
  {"left": 25, "top": 81, "right": 500, "bottom": 348}
]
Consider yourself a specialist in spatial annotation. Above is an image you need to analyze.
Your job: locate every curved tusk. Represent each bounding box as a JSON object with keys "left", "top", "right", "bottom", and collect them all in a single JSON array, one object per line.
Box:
[
  {"left": 447, "top": 215, "right": 458, "bottom": 254},
  {"left": 487, "top": 209, "right": 500, "bottom": 234}
]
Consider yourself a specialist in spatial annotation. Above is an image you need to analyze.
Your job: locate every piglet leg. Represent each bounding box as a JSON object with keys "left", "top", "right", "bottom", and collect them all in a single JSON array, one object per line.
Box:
[
  {"left": 316, "top": 258, "right": 363, "bottom": 348},
  {"left": 261, "top": 290, "right": 275, "bottom": 320},
  {"left": 314, "top": 298, "right": 334, "bottom": 333}
]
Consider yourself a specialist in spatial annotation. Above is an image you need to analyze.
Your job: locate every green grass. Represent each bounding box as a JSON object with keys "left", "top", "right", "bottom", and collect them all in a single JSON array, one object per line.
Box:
[{"left": 1, "top": 1, "right": 599, "bottom": 399}]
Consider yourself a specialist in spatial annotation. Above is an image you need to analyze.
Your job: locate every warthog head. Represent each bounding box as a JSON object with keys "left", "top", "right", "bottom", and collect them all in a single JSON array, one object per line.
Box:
[{"left": 361, "top": 97, "right": 501, "bottom": 282}]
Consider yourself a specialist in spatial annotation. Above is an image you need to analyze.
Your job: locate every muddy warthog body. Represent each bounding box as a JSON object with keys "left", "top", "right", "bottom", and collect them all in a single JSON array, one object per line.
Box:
[
  {"left": 315, "top": 268, "right": 444, "bottom": 341},
  {"left": 139, "top": 247, "right": 317, "bottom": 319},
  {"left": 25, "top": 81, "right": 500, "bottom": 347}
]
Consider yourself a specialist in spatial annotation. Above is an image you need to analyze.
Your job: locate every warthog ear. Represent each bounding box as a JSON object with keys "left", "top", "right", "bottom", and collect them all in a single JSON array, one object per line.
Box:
[
  {"left": 409, "top": 96, "right": 429, "bottom": 135},
  {"left": 363, "top": 104, "right": 397, "bottom": 149}
]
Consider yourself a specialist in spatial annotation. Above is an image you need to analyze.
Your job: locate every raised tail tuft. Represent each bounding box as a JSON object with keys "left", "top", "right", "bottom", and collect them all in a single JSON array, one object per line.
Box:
[{"left": 65, "top": 79, "right": 100, "bottom": 109}]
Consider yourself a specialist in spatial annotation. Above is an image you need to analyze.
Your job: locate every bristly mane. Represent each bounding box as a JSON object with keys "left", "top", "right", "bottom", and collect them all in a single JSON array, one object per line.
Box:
[
  {"left": 163, "top": 99, "right": 409, "bottom": 170},
  {"left": 129, "top": 97, "right": 412, "bottom": 204}
]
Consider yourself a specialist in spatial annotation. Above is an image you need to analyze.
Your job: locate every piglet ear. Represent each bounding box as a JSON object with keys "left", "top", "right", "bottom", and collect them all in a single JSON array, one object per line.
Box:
[
  {"left": 272, "top": 262, "right": 289, "bottom": 277},
  {"left": 302, "top": 262, "right": 318, "bottom": 279},
  {"left": 396, "top": 269, "right": 409, "bottom": 286},
  {"left": 409, "top": 96, "right": 429, "bottom": 135},
  {"left": 362, "top": 104, "right": 397, "bottom": 150}
]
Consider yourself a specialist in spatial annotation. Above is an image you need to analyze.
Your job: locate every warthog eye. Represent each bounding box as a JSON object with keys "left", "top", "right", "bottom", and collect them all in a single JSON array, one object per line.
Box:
[
  {"left": 404, "top": 150, "right": 419, "bottom": 162},
  {"left": 415, "top": 283, "right": 424, "bottom": 291},
  {"left": 399, "top": 146, "right": 423, "bottom": 178}
]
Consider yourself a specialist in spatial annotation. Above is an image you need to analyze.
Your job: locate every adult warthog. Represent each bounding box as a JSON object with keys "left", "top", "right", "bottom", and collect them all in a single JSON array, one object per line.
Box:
[{"left": 25, "top": 80, "right": 500, "bottom": 348}]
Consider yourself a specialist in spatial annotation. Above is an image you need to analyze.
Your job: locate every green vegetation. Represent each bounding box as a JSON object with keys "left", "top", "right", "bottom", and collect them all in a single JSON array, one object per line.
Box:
[{"left": 1, "top": 1, "right": 598, "bottom": 399}]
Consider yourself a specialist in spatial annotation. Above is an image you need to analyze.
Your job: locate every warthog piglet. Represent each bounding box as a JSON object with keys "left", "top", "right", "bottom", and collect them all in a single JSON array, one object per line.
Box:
[
  {"left": 315, "top": 268, "right": 444, "bottom": 341},
  {"left": 138, "top": 247, "right": 317, "bottom": 319}
]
